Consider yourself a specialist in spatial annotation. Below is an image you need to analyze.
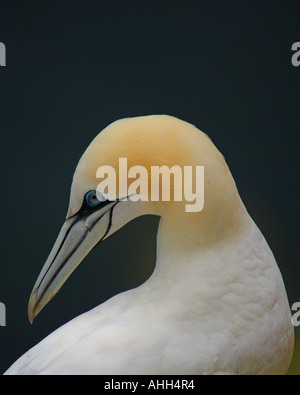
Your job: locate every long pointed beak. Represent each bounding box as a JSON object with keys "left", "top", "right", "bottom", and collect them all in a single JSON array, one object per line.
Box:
[{"left": 28, "top": 202, "right": 116, "bottom": 324}]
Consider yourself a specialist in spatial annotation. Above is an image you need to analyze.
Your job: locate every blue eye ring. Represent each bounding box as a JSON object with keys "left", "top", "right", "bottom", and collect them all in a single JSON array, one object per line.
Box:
[{"left": 85, "top": 190, "right": 105, "bottom": 207}]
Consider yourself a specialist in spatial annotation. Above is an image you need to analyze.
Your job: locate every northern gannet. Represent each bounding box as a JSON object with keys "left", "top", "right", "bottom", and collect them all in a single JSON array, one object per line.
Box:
[{"left": 5, "top": 115, "right": 294, "bottom": 375}]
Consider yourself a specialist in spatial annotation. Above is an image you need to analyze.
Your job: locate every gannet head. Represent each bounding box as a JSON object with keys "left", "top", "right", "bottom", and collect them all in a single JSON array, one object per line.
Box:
[{"left": 28, "top": 115, "right": 243, "bottom": 323}]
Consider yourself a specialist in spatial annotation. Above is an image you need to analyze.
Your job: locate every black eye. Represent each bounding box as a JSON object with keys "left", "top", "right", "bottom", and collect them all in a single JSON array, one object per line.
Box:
[{"left": 84, "top": 190, "right": 105, "bottom": 208}]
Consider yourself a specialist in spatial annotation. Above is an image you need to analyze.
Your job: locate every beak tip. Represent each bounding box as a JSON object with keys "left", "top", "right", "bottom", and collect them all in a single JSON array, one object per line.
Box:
[
  {"left": 28, "top": 291, "right": 38, "bottom": 325},
  {"left": 28, "top": 307, "right": 35, "bottom": 325}
]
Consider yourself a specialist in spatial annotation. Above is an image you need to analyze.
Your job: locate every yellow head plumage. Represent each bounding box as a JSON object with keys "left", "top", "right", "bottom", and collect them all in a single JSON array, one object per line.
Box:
[{"left": 28, "top": 115, "right": 245, "bottom": 323}]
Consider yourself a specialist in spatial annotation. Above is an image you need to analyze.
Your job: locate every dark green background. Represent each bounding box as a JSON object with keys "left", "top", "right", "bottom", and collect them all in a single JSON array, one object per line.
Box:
[{"left": 0, "top": 1, "right": 299, "bottom": 374}]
